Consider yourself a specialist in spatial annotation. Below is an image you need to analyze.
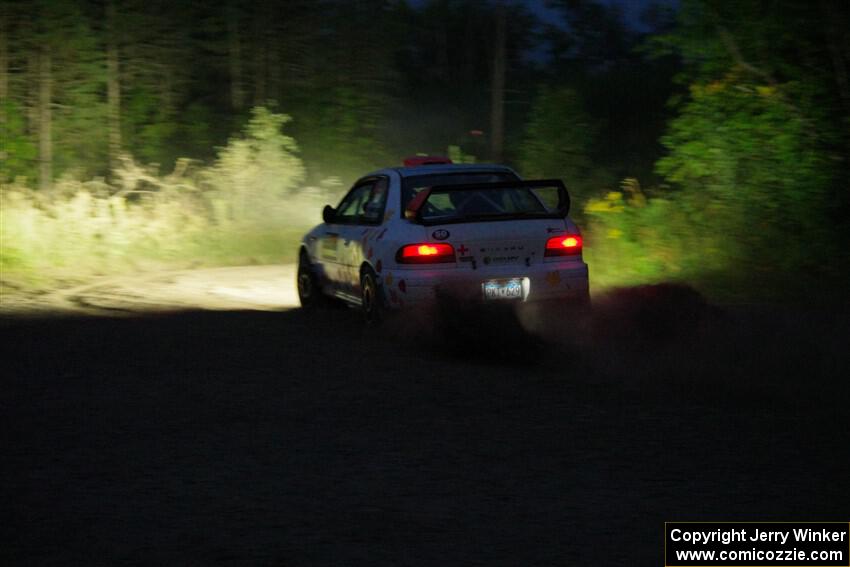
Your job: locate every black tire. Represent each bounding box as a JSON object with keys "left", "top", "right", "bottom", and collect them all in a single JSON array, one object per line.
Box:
[
  {"left": 360, "top": 268, "right": 383, "bottom": 326},
  {"left": 297, "top": 251, "right": 326, "bottom": 309}
]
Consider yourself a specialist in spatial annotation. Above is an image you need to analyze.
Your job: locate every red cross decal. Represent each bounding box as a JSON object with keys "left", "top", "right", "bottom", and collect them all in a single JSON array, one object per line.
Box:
[{"left": 458, "top": 244, "right": 469, "bottom": 255}]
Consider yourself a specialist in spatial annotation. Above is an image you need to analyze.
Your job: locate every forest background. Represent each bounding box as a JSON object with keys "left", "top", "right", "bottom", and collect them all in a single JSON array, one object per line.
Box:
[{"left": 2, "top": 0, "right": 848, "bottom": 302}]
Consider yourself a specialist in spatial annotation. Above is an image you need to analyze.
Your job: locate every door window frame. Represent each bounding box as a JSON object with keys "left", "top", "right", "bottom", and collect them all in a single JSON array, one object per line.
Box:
[{"left": 333, "top": 175, "right": 390, "bottom": 226}]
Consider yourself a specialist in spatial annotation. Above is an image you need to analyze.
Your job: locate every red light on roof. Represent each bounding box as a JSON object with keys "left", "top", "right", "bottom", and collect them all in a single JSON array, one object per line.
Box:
[{"left": 403, "top": 156, "right": 454, "bottom": 167}]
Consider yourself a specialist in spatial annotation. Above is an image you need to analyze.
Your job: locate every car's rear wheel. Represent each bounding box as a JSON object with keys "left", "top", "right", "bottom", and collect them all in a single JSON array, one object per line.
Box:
[
  {"left": 297, "top": 251, "right": 326, "bottom": 309},
  {"left": 360, "top": 268, "right": 383, "bottom": 326}
]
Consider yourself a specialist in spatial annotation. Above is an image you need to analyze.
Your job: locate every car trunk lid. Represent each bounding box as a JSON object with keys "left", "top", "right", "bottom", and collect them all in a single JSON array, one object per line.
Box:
[{"left": 431, "top": 219, "right": 568, "bottom": 270}]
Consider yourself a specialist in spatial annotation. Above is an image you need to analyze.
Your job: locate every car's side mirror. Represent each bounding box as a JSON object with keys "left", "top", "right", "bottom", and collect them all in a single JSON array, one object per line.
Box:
[{"left": 322, "top": 205, "right": 336, "bottom": 224}]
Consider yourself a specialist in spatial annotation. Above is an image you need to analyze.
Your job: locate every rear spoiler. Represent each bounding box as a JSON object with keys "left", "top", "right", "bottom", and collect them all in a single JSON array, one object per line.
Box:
[{"left": 404, "top": 179, "right": 571, "bottom": 224}]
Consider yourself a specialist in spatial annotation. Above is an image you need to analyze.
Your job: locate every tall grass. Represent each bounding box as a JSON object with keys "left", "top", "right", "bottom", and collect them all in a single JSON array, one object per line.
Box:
[
  {"left": 0, "top": 108, "right": 339, "bottom": 292},
  {"left": 0, "top": 177, "right": 329, "bottom": 291}
]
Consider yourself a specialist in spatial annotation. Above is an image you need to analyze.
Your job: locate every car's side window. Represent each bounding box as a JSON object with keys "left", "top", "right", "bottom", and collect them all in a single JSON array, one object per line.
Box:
[
  {"left": 335, "top": 183, "right": 373, "bottom": 223},
  {"left": 334, "top": 177, "right": 389, "bottom": 225},
  {"left": 361, "top": 177, "right": 388, "bottom": 224}
]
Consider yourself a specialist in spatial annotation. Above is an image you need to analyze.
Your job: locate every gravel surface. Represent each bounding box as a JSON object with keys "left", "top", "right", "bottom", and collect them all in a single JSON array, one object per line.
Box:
[{"left": 0, "top": 266, "right": 299, "bottom": 317}]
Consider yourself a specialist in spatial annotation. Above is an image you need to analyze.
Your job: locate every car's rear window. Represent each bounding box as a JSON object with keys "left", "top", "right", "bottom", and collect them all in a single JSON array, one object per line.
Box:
[
  {"left": 419, "top": 186, "right": 548, "bottom": 223},
  {"left": 400, "top": 171, "right": 519, "bottom": 214}
]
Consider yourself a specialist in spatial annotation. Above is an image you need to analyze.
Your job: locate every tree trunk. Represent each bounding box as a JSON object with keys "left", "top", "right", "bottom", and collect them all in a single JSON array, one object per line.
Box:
[
  {"left": 106, "top": 0, "right": 121, "bottom": 172},
  {"left": 267, "top": 1, "right": 280, "bottom": 107},
  {"left": 27, "top": 51, "right": 38, "bottom": 136},
  {"left": 821, "top": 2, "right": 850, "bottom": 116},
  {"left": 462, "top": 5, "right": 476, "bottom": 81},
  {"left": 489, "top": 3, "right": 506, "bottom": 162},
  {"left": 253, "top": 10, "right": 267, "bottom": 106},
  {"left": 819, "top": 0, "right": 850, "bottom": 196},
  {"left": 253, "top": 46, "right": 266, "bottom": 106},
  {"left": 268, "top": 39, "right": 280, "bottom": 105},
  {"left": 227, "top": 2, "right": 243, "bottom": 111},
  {"left": 38, "top": 48, "right": 52, "bottom": 191},
  {"left": 0, "top": 6, "right": 8, "bottom": 112}
]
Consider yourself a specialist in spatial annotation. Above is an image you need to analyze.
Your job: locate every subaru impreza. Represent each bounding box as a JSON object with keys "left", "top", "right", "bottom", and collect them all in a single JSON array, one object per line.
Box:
[{"left": 297, "top": 157, "right": 589, "bottom": 325}]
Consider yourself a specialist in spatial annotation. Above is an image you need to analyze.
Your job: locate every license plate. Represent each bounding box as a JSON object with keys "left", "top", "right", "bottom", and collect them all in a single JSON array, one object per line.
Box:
[{"left": 482, "top": 278, "right": 523, "bottom": 300}]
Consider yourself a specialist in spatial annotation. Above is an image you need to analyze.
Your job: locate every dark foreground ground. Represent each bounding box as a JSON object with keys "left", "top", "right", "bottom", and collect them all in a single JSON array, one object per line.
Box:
[{"left": 2, "top": 292, "right": 849, "bottom": 566}]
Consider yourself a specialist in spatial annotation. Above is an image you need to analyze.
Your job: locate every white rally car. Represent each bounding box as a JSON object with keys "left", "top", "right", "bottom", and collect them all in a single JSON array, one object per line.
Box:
[{"left": 297, "top": 157, "right": 589, "bottom": 324}]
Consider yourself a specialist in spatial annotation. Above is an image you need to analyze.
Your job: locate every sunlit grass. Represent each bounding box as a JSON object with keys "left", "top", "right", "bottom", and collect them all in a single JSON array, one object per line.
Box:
[
  {"left": 0, "top": 108, "right": 336, "bottom": 299},
  {"left": 0, "top": 185, "right": 311, "bottom": 295}
]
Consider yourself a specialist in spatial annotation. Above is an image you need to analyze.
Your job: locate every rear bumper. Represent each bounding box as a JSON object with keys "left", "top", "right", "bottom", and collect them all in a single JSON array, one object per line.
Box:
[{"left": 381, "top": 260, "right": 589, "bottom": 309}]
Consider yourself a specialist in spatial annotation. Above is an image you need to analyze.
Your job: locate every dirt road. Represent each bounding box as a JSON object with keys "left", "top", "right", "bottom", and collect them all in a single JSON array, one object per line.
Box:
[
  {"left": 1, "top": 265, "right": 299, "bottom": 316},
  {"left": 2, "top": 270, "right": 848, "bottom": 565}
]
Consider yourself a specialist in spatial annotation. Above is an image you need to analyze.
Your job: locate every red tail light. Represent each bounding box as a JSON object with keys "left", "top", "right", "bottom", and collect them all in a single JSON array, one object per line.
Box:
[
  {"left": 396, "top": 243, "right": 456, "bottom": 264},
  {"left": 545, "top": 234, "right": 582, "bottom": 257}
]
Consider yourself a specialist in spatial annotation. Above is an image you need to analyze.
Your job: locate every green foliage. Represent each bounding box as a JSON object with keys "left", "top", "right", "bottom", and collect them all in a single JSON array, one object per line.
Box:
[
  {"left": 40, "top": 0, "right": 109, "bottom": 179},
  {"left": 2, "top": 181, "right": 200, "bottom": 279},
  {"left": 0, "top": 102, "right": 37, "bottom": 182},
  {"left": 592, "top": 0, "right": 850, "bottom": 300},
  {"left": 447, "top": 145, "right": 476, "bottom": 164},
  {"left": 208, "top": 107, "right": 306, "bottom": 224},
  {"left": 584, "top": 181, "right": 735, "bottom": 293},
  {"left": 586, "top": 73, "right": 841, "bottom": 298},
  {"left": 517, "top": 87, "right": 598, "bottom": 203},
  {"left": 656, "top": 76, "right": 832, "bottom": 254},
  {"left": 3, "top": 0, "right": 847, "bottom": 303},
  {"left": 123, "top": 86, "right": 179, "bottom": 166},
  {"left": 654, "top": 0, "right": 844, "bottom": 292},
  {"left": 294, "top": 86, "right": 388, "bottom": 183},
  {"left": 0, "top": 108, "right": 328, "bottom": 288}
]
